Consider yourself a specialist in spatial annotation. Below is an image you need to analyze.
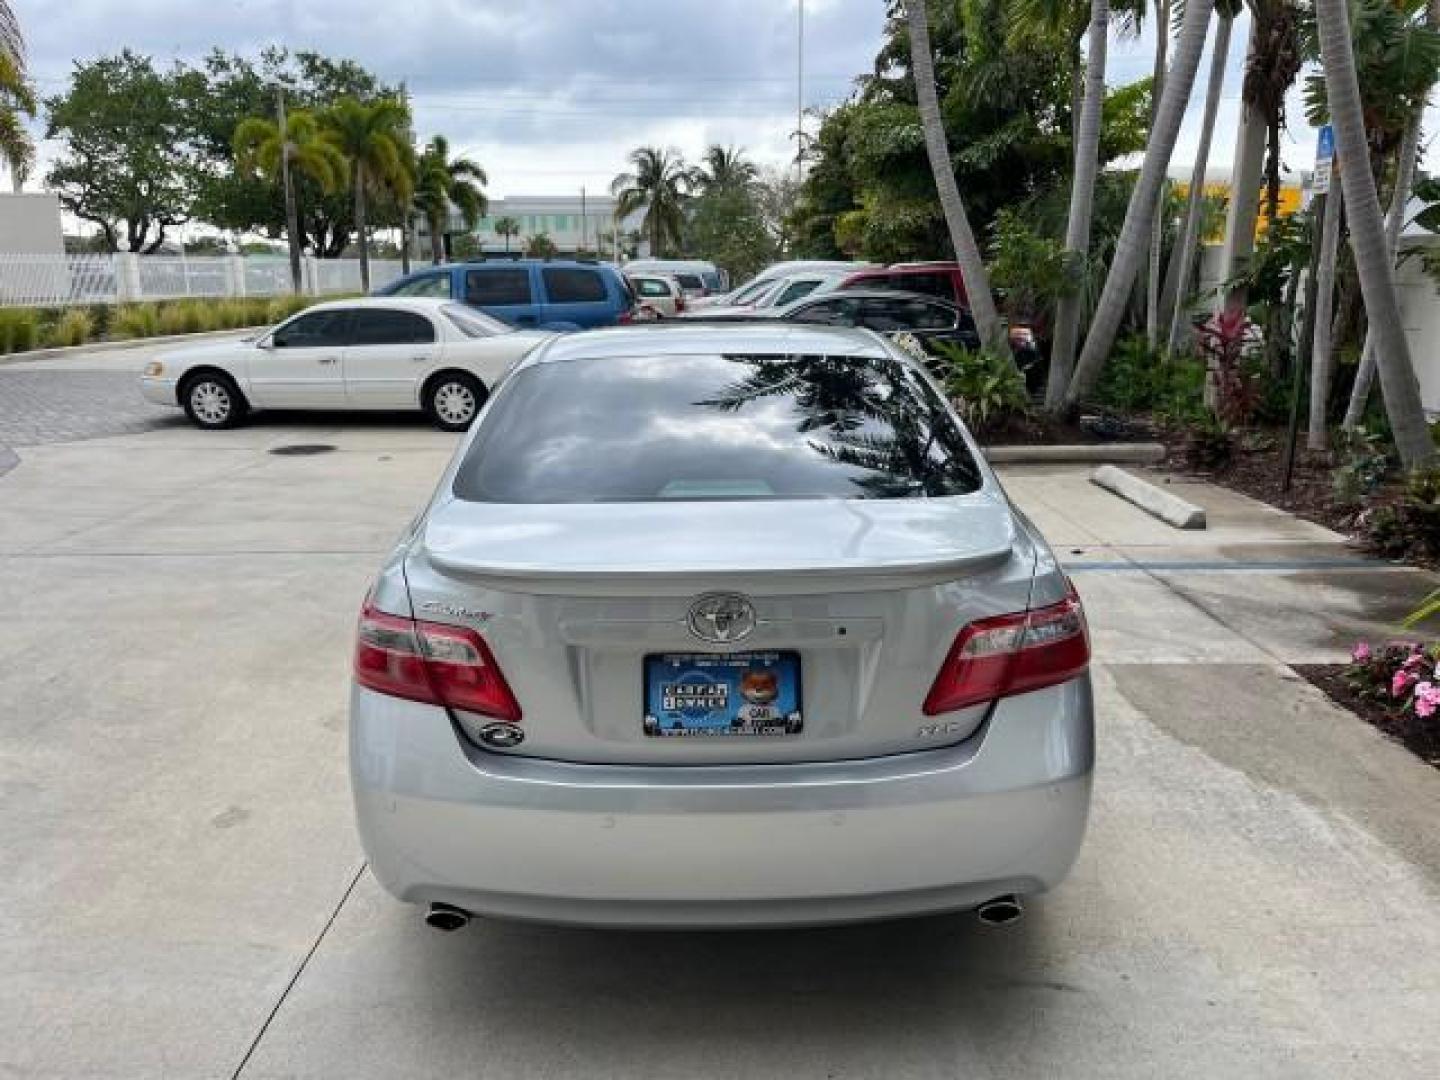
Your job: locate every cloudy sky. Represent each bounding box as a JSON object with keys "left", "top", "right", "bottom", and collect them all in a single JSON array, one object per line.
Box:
[{"left": 11, "top": 0, "right": 1362, "bottom": 212}]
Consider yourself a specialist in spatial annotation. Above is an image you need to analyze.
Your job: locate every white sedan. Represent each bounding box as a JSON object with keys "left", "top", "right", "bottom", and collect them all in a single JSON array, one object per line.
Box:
[{"left": 140, "top": 297, "right": 553, "bottom": 431}]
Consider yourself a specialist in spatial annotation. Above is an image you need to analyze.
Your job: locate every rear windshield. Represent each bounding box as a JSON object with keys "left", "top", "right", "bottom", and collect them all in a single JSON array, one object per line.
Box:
[
  {"left": 453, "top": 353, "right": 982, "bottom": 503},
  {"left": 675, "top": 273, "right": 704, "bottom": 290}
]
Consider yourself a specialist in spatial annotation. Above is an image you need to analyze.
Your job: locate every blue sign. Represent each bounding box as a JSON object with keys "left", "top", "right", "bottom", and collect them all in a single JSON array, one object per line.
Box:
[{"left": 1316, "top": 124, "right": 1335, "bottom": 165}]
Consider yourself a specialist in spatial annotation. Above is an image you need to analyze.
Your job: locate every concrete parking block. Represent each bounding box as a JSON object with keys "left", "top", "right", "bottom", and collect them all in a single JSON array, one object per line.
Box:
[{"left": 1091, "top": 464, "right": 1207, "bottom": 529}]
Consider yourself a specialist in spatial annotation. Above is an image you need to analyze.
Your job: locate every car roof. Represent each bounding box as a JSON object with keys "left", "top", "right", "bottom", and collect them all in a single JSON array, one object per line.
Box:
[
  {"left": 516, "top": 324, "right": 892, "bottom": 371},
  {"left": 305, "top": 296, "right": 454, "bottom": 314},
  {"left": 788, "top": 287, "right": 960, "bottom": 307},
  {"left": 848, "top": 264, "right": 957, "bottom": 276}
]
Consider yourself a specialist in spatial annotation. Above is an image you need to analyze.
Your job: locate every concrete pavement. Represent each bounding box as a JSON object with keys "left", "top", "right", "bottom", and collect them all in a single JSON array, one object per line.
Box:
[{"left": 1, "top": 420, "right": 1438, "bottom": 1077}]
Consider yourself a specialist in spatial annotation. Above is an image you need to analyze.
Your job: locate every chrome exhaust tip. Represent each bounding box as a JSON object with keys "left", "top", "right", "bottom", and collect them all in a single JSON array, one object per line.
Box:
[
  {"left": 976, "top": 894, "right": 1024, "bottom": 927},
  {"left": 424, "top": 902, "right": 471, "bottom": 932}
]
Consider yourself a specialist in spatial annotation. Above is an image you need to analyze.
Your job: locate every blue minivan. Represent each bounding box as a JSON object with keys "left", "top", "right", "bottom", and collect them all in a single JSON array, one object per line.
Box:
[{"left": 375, "top": 260, "right": 637, "bottom": 330}]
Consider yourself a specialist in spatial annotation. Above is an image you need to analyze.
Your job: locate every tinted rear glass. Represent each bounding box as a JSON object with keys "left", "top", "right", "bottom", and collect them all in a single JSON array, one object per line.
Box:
[
  {"left": 350, "top": 308, "right": 436, "bottom": 345},
  {"left": 466, "top": 268, "right": 532, "bottom": 306},
  {"left": 542, "top": 267, "right": 607, "bottom": 303},
  {"left": 453, "top": 353, "right": 981, "bottom": 503}
]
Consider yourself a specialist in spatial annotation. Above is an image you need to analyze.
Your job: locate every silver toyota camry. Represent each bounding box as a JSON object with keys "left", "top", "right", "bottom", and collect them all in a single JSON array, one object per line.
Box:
[{"left": 349, "top": 324, "right": 1093, "bottom": 930}]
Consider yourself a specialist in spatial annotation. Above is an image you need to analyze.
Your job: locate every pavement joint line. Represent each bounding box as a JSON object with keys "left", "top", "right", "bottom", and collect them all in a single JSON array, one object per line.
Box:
[
  {"left": 1066, "top": 558, "right": 1398, "bottom": 573},
  {"left": 230, "top": 860, "right": 367, "bottom": 1080},
  {"left": 1102, "top": 546, "right": 1295, "bottom": 667}
]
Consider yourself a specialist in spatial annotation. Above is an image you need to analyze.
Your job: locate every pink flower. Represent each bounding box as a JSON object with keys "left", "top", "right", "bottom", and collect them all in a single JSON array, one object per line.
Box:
[
  {"left": 1404, "top": 651, "right": 1427, "bottom": 670},
  {"left": 1352, "top": 642, "right": 1372, "bottom": 663},
  {"left": 1415, "top": 682, "right": 1440, "bottom": 719},
  {"left": 1393, "top": 669, "right": 1416, "bottom": 698}
]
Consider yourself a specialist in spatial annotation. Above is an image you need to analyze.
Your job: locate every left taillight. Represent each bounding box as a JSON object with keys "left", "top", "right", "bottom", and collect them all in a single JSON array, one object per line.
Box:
[
  {"left": 354, "top": 598, "right": 521, "bottom": 722},
  {"left": 922, "top": 587, "right": 1089, "bottom": 716}
]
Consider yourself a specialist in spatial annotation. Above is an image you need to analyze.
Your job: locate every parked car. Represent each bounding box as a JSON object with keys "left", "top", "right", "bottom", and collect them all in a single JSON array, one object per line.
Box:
[
  {"left": 140, "top": 297, "right": 551, "bottom": 431},
  {"left": 622, "top": 259, "right": 726, "bottom": 295},
  {"left": 376, "top": 259, "right": 636, "bottom": 330},
  {"left": 626, "top": 272, "right": 687, "bottom": 318},
  {"left": 683, "top": 270, "right": 843, "bottom": 318},
  {"left": 687, "top": 260, "right": 871, "bottom": 311},
  {"left": 836, "top": 262, "right": 1041, "bottom": 360},
  {"left": 350, "top": 322, "right": 1093, "bottom": 931}
]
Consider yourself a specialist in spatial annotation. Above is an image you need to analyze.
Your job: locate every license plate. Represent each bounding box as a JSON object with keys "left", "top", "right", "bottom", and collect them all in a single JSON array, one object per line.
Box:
[{"left": 643, "top": 651, "right": 803, "bottom": 737}]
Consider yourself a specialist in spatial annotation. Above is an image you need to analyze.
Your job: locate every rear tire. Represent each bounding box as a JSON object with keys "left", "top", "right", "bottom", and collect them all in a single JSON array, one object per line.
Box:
[
  {"left": 180, "top": 372, "right": 247, "bottom": 430},
  {"left": 424, "top": 372, "right": 487, "bottom": 432}
]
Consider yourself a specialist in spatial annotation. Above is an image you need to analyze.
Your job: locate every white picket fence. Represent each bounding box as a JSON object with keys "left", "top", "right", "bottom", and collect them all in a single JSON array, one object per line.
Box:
[{"left": 0, "top": 253, "right": 405, "bottom": 308}]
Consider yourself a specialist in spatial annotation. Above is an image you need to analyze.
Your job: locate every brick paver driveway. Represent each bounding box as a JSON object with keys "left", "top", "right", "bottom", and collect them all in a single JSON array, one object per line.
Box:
[{"left": 0, "top": 368, "right": 180, "bottom": 447}]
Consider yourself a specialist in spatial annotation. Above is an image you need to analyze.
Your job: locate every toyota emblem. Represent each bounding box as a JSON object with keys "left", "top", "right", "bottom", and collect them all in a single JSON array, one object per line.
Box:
[{"left": 686, "top": 593, "right": 757, "bottom": 645}]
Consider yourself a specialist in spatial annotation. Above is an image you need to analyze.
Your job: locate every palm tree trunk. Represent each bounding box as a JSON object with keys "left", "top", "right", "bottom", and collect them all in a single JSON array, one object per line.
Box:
[
  {"left": 1165, "top": 11, "right": 1232, "bottom": 354},
  {"left": 430, "top": 209, "right": 444, "bottom": 265},
  {"left": 1046, "top": 0, "right": 1110, "bottom": 411},
  {"left": 1343, "top": 114, "right": 1420, "bottom": 430},
  {"left": 1064, "top": 0, "right": 1215, "bottom": 410},
  {"left": 904, "top": 0, "right": 1009, "bottom": 355},
  {"left": 1343, "top": 0, "right": 1438, "bottom": 430},
  {"left": 1314, "top": 0, "right": 1433, "bottom": 468},
  {"left": 1145, "top": 0, "right": 1171, "bottom": 347},
  {"left": 400, "top": 215, "right": 411, "bottom": 274},
  {"left": 1218, "top": 18, "right": 1267, "bottom": 316},
  {"left": 354, "top": 168, "right": 370, "bottom": 293},
  {"left": 1306, "top": 178, "right": 1344, "bottom": 450}
]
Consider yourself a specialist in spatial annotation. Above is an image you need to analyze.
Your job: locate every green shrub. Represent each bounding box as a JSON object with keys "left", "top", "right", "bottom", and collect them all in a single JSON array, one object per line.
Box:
[
  {"left": 0, "top": 309, "right": 40, "bottom": 354},
  {"left": 211, "top": 299, "right": 250, "bottom": 329},
  {"left": 1359, "top": 466, "right": 1440, "bottom": 561},
  {"left": 931, "top": 340, "right": 1029, "bottom": 434},
  {"left": 1094, "top": 335, "right": 1207, "bottom": 425},
  {"left": 49, "top": 308, "right": 95, "bottom": 348},
  {"left": 112, "top": 304, "right": 161, "bottom": 340}
]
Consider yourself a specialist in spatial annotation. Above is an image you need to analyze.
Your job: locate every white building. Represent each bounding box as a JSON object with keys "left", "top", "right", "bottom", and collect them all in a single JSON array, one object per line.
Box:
[{"left": 417, "top": 194, "right": 648, "bottom": 259}]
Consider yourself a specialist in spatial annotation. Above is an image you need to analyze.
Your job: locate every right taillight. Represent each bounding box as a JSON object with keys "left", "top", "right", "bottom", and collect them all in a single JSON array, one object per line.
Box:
[
  {"left": 355, "top": 598, "right": 521, "bottom": 722},
  {"left": 922, "top": 587, "right": 1089, "bottom": 716}
]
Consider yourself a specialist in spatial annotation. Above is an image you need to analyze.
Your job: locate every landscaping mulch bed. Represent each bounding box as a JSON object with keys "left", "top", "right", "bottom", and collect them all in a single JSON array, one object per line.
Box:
[
  {"left": 1293, "top": 664, "right": 1440, "bottom": 771},
  {"left": 1156, "top": 428, "right": 1376, "bottom": 535}
]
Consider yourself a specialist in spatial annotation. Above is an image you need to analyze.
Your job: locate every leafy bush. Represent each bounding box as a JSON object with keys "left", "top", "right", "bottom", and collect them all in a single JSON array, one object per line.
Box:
[
  {"left": 1331, "top": 426, "right": 1391, "bottom": 509},
  {"left": 930, "top": 340, "right": 1029, "bottom": 434},
  {"left": 1194, "top": 308, "right": 1260, "bottom": 427},
  {"left": 1358, "top": 467, "right": 1440, "bottom": 561},
  {"left": 0, "top": 309, "right": 40, "bottom": 354},
  {"left": 49, "top": 308, "right": 95, "bottom": 348},
  {"left": 1181, "top": 413, "right": 1235, "bottom": 470},
  {"left": 1093, "top": 335, "right": 1206, "bottom": 425}
]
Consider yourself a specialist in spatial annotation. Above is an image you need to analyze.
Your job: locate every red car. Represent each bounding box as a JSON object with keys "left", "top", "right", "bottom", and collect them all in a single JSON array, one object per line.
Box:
[{"left": 836, "top": 262, "right": 1039, "bottom": 358}]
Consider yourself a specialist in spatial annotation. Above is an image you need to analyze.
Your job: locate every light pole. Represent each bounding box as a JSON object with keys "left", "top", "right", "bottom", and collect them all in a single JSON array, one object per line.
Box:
[{"left": 796, "top": 0, "right": 804, "bottom": 183}]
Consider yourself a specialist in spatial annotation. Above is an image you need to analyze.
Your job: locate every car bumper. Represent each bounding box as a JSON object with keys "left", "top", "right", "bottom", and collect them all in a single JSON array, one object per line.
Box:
[
  {"left": 350, "top": 679, "right": 1094, "bottom": 928},
  {"left": 139, "top": 376, "right": 178, "bottom": 406}
]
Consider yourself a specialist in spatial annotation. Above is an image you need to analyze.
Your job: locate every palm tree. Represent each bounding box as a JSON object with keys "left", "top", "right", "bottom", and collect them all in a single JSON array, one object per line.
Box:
[
  {"left": 611, "top": 146, "right": 689, "bottom": 257},
  {"left": 1063, "top": 0, "right": 1215, "bottom": 409},
  {"left": 1165, "top": 0, "right": 1241, "bottom": 354},
  {"left": 1045, "top": 0, "right": 1110, "bottom": 411},
  {"left": 414, "top": 136, "right": 487, "bottom": 265},
  {"left": 1343, "top": 113, "right": 1422, "bottom": 429},
  {"left": 493, "top": 216, "right": 520, "bottom": 254},
  {"left": 0, "top": 4, "right": 32, "bottom": 194},
  {"left": 525, "top": 232, "right": 558, "bottom": 258},
  {"left": 1219, "top": 1, "right": 1303, "bottom": 320},
  {"left": 1306, "top": 173, "right": 1343, "bottom": 450},
  {"left": 1314, "top": 0, "right": 1433, "bottom": 468},
  {"left": 691, "top": 144, "right": 758, "bottom": 194},
  {"left": 1343, "top": 0, "right": 1440, "bottom": 430},
  {"left": 234, "top": 107, "right": 348, "bottom": 293},
  {"left": 904, "top": 0, "right": 1008, "bottom": 354},
  {"left": 321, "top": 97, "right": 411, "bottom": 292},
  {"left": 1145, "top": 0, "right": 1172, "bottom": 347}
]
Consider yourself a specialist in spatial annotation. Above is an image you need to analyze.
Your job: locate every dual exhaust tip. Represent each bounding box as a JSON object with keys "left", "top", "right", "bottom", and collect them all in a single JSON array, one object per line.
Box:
[{"left": 424, "top": 895, "right": 1024, "bottom": 932}]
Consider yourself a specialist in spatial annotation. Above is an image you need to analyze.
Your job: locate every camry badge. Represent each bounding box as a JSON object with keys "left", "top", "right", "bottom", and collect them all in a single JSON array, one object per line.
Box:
[{"left": 687, "top": 593, "right": 757, "bottom": 645}]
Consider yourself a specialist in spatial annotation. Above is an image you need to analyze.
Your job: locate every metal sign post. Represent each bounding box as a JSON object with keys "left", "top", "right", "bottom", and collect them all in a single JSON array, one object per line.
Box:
[{"left": 1282, "top": 125, "right": 1334, "bottom": 492}]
